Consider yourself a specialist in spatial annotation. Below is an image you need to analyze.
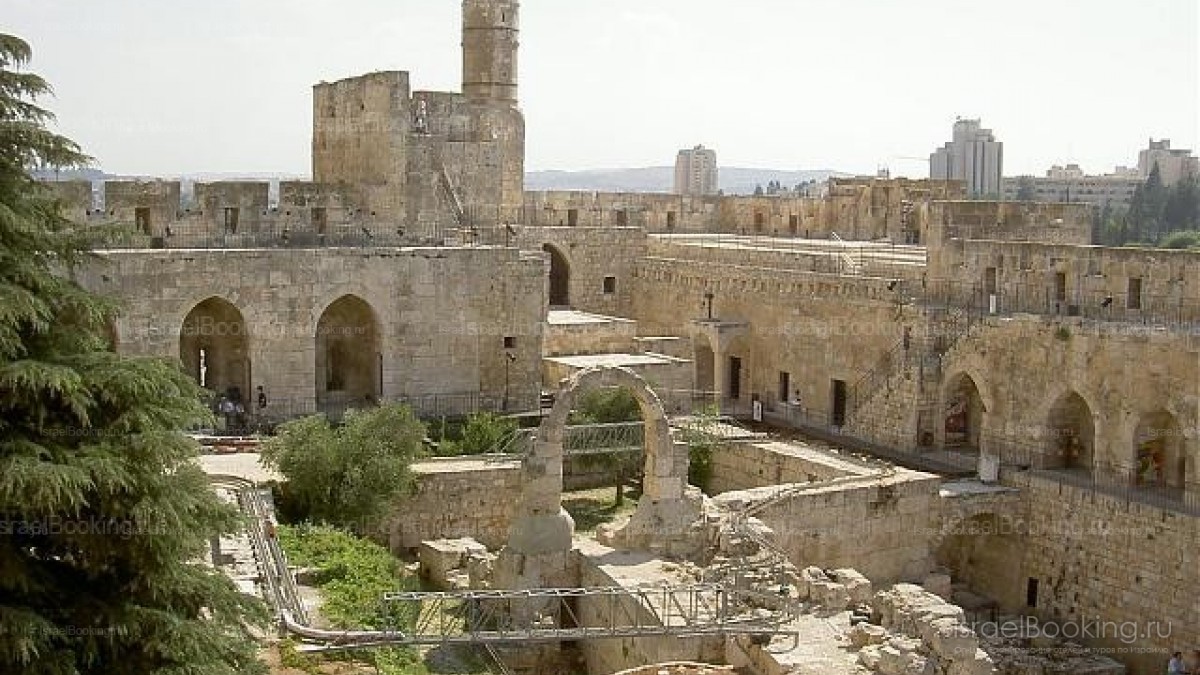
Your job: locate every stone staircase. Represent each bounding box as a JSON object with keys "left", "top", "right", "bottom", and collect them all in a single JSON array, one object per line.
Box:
[{"left": 844, "top": 304, "right": 986, "bottom": 448}]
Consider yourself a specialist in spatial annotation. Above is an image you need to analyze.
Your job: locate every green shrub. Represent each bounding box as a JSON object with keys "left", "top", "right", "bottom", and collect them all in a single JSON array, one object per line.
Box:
[
  {"left": 261, "top": 404, "right": 426, "bottom": 532},
  {"left": 570, "top": 388, "right": 643, "bottom": 424},
  {"left": 1160, "top": 230, "right": 1200, "bottom": 249},
  {"left": 458, "top": 412, "right": 519, "bottom": 455},
  {"left": 679, "top": 405, "right": 722, "bottom": 492}
]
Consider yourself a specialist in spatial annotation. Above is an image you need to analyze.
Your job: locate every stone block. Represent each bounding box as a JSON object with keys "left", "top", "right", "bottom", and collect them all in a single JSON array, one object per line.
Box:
[
  {"left": 945, "top": 649, "right": 996, "bottom": 675},
  {"left": 859, "top": 645, "right": 883, "bottom": 670},
  {"left": 810, "top": 580, "right": 851, "bottom": 611},
  {"left": 419, "top": 537, "right": 487, "bottom": 589},
  {"left": 849, "top": 622, "right": 889, "bottom": 649},
  {"left": 832, "top": 568, "right": 874, "bottom": 605},
  {"left": 926, "top": 617, "right": 978, "bottom": 661}
]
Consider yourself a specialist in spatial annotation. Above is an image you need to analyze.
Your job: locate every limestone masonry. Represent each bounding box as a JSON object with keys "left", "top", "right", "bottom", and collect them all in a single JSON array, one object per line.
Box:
[{"left": 56, "top": 2, "right": 1198, "bottom": 674}]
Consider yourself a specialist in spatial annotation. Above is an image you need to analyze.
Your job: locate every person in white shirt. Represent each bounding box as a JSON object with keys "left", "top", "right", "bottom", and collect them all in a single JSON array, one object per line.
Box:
[{"left": 1168, "top": 652, "right": 1188, "bottom": 674}]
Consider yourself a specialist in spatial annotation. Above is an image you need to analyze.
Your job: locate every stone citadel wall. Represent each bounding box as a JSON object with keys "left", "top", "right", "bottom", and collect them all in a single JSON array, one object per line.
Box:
[{"left": 75, "top": 246, "right": 546, "bottom": 416}]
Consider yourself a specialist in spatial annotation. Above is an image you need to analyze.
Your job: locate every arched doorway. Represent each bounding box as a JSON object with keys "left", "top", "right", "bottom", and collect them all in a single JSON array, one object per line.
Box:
[
  {"left": 543, "top": 244, "right": 570, "bottom": 308},
  {"left": 1045, "top": 391, "right": 1094, "bottom": 471},
  {"left": 315, "top": 295, "right": 380, "bottom": 412},
  {"left": 1133, "top": 411, "right": 1185, "bottom": 489},
  {"left": 179, "top": 297, "right": 249, "bottom": 400},
  {"left": 943, "top": 373, "right": 985, "bottom": 452}
]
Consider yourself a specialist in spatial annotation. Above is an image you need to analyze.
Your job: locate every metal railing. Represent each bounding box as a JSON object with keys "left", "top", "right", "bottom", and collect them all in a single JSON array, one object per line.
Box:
[
  {"left": 982, "top": 434, "right": 1200, "bottom": 515},
  {"left": 920, "top": 278, "right": 1200, "bottom": 329}
]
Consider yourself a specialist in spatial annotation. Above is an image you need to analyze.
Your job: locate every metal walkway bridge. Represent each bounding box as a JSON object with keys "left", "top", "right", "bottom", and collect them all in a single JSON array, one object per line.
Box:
[{"left": 210, "top": 476, "right": 800, "bottom": 652}]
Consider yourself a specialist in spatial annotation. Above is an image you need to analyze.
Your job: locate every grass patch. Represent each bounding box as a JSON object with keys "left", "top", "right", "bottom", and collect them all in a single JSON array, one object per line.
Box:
[
  {"left": 277, "top": 525, "right": 426, "bottom": 674},
  {"left": 562, "top": 486, "right": 639, "bottom": 532}
]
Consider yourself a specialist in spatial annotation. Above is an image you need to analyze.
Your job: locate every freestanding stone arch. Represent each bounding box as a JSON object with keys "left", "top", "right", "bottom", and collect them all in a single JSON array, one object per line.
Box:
[{"left": 505, "top": 366, "right": 703, "bottom": 564}]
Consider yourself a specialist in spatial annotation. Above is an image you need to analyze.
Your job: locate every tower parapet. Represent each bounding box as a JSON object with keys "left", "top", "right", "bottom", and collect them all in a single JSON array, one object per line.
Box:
[{"left": 462, "top": 0, "right": 519, "bottom": 104}]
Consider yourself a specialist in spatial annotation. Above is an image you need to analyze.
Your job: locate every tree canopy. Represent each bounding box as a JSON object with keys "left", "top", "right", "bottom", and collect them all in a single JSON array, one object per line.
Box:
[
  {"left": 260, "top": 404, "right": 426, "bottom": 532},
  {"left": 0, "top": 34, "right": 267, "bottom": 674},
  {"left": 1097, "top": 166, "right": 1200, "bottom": 247}
]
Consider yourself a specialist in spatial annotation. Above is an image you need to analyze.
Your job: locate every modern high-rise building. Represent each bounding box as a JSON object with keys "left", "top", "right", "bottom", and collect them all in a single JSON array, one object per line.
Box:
[
  {"left": 1138, "top": 139, "right": 1199, "bottom": 186},
  {"left": 674, "top": 145, "right": 719, "bottom": 196},
  {"left": 929, "top": 118, "right": 1003, "bottom": 197}
]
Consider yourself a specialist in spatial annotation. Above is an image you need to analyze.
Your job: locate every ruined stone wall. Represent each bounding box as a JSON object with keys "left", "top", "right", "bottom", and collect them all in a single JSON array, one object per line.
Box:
[
  {"left": 707, "top": 439, "right": 863, "bottom": 495},
  {"left": 517, "top": 226, "right": 648, "bottom": 316},
  {"left": 715, "top": 470, "right": 941, "bottom": 582},
  {"left": 313, "top": 71, "right": 411, "bottom": 194},
  {"left": 103, "top": 181, "right": 181, "bottom": 238},
  {"left": 643, "top": 236, "right": 928, "bottom": 282},
  {"left": 409, "top": 92, "right": 525, "bottom": 229},
  {"left": 632, "top": 256, "right": 911, "bottom": 416},
  {"left": 43, "top": 180, "right": 93, "bottom": 221},
  {"left": 75, "top": 247, "right": 545, "bottom": 414},
  {"left": 931, "top": 239, "right": 1200, "bottom": 321},
  {"left": 193, "top": 182, "right": 270, "bottom": 235},
  {"left": 543, "top": 315, "right": 638, "bottom": 357},
  {"left": 577, "top": 552, "right": 724, "bottom": 674},
  {"left": 542, "top": 358, "right": 692, "bottom": 406},
  {"left": 929, "top": 201, "right": 1093, "bottom": 245},
  {"left": 310, "top": 71, "right": 523, "bottom": 237},
  {"left": 937, "top": 315, "right": 1198, "bottom": 486},
  {"left": 523, "top": 179, "right": 962, "bottom": 240},
  {"left": 387, "top": 459, "right": 522, "bottom": 552},
  {"left": 78, "top": 180, "right": 409, "bottom": 247},
  {"left": 523, "top": 191, "right": 720, "bottom": 233},
  {"left": 990, "top": 472, "right": 1199, "bottom": 675}
]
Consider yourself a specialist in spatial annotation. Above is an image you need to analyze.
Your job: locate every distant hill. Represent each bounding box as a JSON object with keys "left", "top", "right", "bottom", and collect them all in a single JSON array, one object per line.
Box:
[
  {"left": 526, "top": 167, "right": 851, "bottom": 195},
  {"left": 31, "top": 168, "right": 109, "bottom": 182}
]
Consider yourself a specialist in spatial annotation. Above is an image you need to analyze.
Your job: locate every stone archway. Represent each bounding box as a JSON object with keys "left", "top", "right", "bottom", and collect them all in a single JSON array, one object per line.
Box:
[
  {"left": 179, "top": 297, "right": 249, "bottom": 399},
  {"left": 506, "top": 366, "right": 702, "bottom": 561},
  {"left": 943, "top": 372, "right": 986, "bottom": 452},
  {"left": 1133, "top": 410, "right": 1185, "bottom": 489},
  {"left": 315, "top": 295, "right": 381, "bottom": 412},
  {"left": 1045, "top": 391, "right": 1095, "bottom": 471},
  {"left": 543, "top": 243, "right": 570, "bottom": 308}
]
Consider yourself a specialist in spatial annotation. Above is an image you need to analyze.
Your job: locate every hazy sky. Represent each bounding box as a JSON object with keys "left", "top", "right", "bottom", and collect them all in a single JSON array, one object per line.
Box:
[{"left": 8, "top": 0, "right": 1198, "bottom": 177}]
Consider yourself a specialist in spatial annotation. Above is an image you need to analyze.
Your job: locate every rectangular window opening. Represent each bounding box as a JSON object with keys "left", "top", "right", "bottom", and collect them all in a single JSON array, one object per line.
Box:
[
  {"left": 312, "top": 207, "right": 328, "bottom": 235},
  {"left": 224, "top": 207, "right": 240, "bottom": 234},
  {"left": 1127, "top": 277, "right": 1142, "bottom": 310},
  {"left": 134, "top": 207, "right": 151, "bottom": 235}
]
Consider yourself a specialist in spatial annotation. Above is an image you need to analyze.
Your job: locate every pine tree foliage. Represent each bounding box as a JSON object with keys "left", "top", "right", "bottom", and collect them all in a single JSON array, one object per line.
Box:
[{"left": 0, "top": 34, "right": 267, "bottom": 674}]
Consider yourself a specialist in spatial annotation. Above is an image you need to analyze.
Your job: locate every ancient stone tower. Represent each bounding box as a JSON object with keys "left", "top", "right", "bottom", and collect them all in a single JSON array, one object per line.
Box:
[{"left": 462, "top": 0, "right": 519, "bottom": 105}]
